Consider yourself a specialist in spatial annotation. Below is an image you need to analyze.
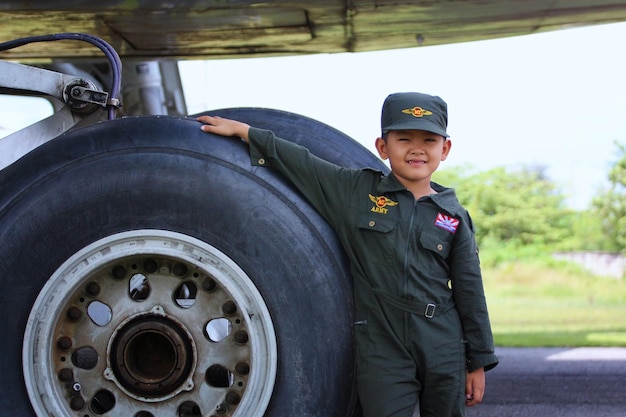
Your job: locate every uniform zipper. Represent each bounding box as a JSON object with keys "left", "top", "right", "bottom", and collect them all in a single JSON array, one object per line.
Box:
[
  {"left": 401, "top": 197, "right": 419, "bottom": 341},
  {"left": 402, "top": 197, "right": 420, "bottom": 303}
]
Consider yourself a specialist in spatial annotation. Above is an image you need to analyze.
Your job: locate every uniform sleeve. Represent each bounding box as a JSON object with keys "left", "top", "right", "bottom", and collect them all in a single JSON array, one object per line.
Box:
[
  {"left": 247, "top": 127, "right": 356, "bottom": 228},
  {"left": 448, "top": 211, "right": 499, "bottom": 372}
]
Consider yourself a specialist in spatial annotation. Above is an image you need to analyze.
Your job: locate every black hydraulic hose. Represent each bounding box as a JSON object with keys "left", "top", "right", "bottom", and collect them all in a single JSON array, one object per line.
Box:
[{"left": 0, "top": 33, "right": 122, "bottom": 119}]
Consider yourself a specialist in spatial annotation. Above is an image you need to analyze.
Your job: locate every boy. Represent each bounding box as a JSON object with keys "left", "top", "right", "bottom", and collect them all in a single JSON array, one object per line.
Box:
[{"left": 198, "top": 92, "right": 498, "bottom": 417}]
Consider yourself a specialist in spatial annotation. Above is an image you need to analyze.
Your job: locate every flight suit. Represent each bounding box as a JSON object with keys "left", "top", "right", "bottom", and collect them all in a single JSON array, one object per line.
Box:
[{"left": 247, "top": 128, "right": 498, "bottom": 417}]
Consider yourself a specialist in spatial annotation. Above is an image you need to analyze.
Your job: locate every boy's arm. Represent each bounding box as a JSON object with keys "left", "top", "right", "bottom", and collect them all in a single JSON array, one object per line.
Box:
[
  {"left": 197, "top": 115, "right": 356, "bottom": 227},
  {"left": 449, "top": 213, "right": 498, "bottom": 372}
]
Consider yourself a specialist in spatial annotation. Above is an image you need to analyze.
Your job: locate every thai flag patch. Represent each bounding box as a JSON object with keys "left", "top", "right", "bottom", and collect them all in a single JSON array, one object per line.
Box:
[{"left": 435, "top": 212, "right": 459, "bottom": 233}]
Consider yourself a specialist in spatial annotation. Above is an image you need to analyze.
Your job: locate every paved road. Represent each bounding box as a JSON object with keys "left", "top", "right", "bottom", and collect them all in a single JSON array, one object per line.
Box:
[{"left": 465, "top": 347, "right": 626, "bottom": 417}]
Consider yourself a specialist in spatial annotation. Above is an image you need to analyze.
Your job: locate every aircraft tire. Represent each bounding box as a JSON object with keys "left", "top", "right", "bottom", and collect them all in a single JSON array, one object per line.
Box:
[{"left": 0, "top": 109, "right": 386, "bottom": 417}]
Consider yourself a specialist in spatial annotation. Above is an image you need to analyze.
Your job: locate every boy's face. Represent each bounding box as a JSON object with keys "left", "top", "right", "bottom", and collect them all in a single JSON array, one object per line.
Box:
[{"left": 375, "top": 129, "right": 451, "bottom": 186}]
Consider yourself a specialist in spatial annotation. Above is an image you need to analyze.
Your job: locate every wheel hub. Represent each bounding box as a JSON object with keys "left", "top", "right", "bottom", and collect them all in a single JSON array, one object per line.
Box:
[{"left": 109, "top": 309, "right": 195, "bottom": 399}]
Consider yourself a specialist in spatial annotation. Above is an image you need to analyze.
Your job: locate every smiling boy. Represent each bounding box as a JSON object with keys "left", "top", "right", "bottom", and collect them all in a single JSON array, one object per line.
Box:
[{"left": 198, "top": 92, "right": 498, "bottom": 417}]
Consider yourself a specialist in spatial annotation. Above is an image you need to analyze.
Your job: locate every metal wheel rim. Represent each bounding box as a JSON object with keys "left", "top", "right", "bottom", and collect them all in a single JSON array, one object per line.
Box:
[{"left": 23, "top": 229, "right": 277, "bottom": 417}]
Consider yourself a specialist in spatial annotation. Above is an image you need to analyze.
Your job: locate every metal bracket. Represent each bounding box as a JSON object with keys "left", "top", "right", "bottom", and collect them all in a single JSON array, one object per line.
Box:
[
  {"left": 0, "top": 60, "right": 109, "bottom": 169},
  {"left": 67, "top": 85, "right": 109, "bottom": 108}
]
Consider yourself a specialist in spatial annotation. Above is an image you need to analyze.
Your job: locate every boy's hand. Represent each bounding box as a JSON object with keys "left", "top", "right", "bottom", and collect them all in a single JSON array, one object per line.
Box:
[
  {"left": 465, "top": 367, "right": 485, "bottom": 407},
  {"left": 197, "top": 115, "right": 250, "bottom": 142}
]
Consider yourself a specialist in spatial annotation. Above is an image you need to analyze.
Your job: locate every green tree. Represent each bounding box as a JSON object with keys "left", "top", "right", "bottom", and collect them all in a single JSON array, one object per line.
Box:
[
  {"left": 433, "top": 165, "right": 577, "bottom": 264},
  {"left": 564, "top": 210, "right": 606, "bottom": 252},
  {"left": 592, "top": 142, "right": 626, "bottom": 253}
]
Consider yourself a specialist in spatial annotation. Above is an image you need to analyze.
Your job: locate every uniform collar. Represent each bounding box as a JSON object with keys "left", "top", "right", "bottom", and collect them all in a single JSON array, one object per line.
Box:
[
  {"left": 429, "top": 182, "right": 464, "bottom": 216},
  {"left": 377, "top": 172, "right": 407, "bottom": 193},
  {"left": 377, "top": 174, "right": 463, "bottom": 216}
]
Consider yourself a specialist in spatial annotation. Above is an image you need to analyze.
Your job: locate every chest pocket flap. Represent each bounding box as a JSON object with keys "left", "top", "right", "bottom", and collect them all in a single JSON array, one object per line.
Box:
[
  {"left": 419, "top": 232, "right": 452, "bottom": 259},
  {"left": 357, "top": 216, "right": 396, "bottom": 233}
]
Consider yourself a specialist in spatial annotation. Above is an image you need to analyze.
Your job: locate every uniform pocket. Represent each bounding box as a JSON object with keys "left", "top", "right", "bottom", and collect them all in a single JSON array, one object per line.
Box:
[
  {"left": 419, "top": 232, "right": 452, "bottom": 259},
  {"left": 357, "top": 215, "right": 396, "bottom": 233},
  {"left": 356, "top": 215, "right": 397, "bottom": 266}
]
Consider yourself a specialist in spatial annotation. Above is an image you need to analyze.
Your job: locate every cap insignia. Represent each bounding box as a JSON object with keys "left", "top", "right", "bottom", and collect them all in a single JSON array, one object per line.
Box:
[{"left": 402, "top": 106, "right": 433, "bottom": 118}]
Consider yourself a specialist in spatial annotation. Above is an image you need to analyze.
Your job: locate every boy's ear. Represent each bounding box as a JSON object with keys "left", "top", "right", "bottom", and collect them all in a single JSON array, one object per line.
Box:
[
  {"left": 375, "top": 137, "right": 388, "bottom": 160},
  {"left": 441, "top": 139, "right": 452, "bottom": 161}
]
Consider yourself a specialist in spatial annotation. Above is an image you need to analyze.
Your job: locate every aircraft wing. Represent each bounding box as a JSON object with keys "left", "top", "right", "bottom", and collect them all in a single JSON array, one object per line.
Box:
[{"left": 2, "top": 0, "right": 626, "bottom": 61}]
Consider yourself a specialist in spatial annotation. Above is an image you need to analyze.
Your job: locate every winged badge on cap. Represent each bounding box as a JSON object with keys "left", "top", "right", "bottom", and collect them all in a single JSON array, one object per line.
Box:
[{"left": 402, "top": 107, "right": 433, "bottom": 118}]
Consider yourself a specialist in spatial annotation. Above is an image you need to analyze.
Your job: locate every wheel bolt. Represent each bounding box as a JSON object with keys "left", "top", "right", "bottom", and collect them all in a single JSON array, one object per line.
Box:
[
  {"left": 86, "top": 282, "right": 100, "bottom": 296},
  {"left": 233, "top": 330, "right": 248, "bottom": 344},
  {"left": 222, "top": 300, "right": 237, "bottom": 315},
  {"left": 66, "top": 306, "right": 82, "bottom": 321},
  {"left": 173, "top": 262, "right": 188, "bottom": 277},
  {"left": 202, "top": 277, "right": 216, "bottom": 292},
  {"left": 112, "top": 265, "right": 126, "bottom": 279},
  {"left": 69, "top": 395, "right": 85, "bottom": 411},
  {"left": 56, "top": 336, "right": 72, "bottom": 350},
  {"left": 143, "top": 258, "right": 158, "bottom": 273},
  {"left": 235, "top": 362, "right": 250, "bottom": 375},
  {"left": 58, "top": 368, "right": 73, "bottom": 382},
  {"left": 226, "top": 391, "right": 241, "bottom": 405}
]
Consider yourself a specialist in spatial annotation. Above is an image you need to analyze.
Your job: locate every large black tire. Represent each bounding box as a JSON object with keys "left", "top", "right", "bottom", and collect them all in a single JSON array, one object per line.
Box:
[{"left": 0, "top": 108, "right": 387, "bottom": 417}]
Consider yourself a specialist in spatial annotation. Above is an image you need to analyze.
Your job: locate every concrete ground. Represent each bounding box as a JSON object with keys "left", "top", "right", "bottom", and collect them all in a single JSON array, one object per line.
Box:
[
  {"left": 465, "top": 347, "right": 626, "bottom": 417},
  {"left": 409, "top": 347, "right": 626, "bottom": 416}
]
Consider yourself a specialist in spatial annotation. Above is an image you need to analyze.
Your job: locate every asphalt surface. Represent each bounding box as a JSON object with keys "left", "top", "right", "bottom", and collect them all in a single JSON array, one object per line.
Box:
[{"left": 464, "top": 347, "right": 626, "bottom": 417}]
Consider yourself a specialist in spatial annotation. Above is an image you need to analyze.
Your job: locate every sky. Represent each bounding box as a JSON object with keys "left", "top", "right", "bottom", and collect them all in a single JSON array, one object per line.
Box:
[
  {"left": 178, "top": 21, "right": 626, "bottom": 210},
  {"left": 2, "top": 22, "right": 626, "bottom": 210}
]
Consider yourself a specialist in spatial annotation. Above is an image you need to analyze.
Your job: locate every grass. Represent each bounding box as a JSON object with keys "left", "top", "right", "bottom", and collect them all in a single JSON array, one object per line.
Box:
[{"left": 482, "top": 261, "right": 626, "bottom": 347}]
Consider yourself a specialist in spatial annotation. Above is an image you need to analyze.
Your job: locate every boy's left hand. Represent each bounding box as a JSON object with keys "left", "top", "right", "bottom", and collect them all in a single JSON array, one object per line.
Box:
[
  {"left": 465, "top": 367, "right": 485, "bottom": 407},
  {"left": 197, "top": 115, "right": 250, "bottom": 141}
]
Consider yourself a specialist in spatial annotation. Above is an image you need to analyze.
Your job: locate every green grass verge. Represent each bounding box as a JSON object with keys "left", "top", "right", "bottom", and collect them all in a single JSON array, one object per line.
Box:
[{"left": 482, "top": 261, "right": 626, "bottom": 347}]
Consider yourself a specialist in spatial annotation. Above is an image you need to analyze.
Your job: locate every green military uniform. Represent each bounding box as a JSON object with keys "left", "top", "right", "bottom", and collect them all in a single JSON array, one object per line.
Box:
[{"left": 246, "top": 127, "right": 498, "bottom": 417}]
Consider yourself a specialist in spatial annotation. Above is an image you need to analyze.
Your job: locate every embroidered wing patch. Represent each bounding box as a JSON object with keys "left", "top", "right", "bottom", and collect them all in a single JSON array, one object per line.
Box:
[
  {"left": 369, "top": 194, "right": 398, "bottom": 208},
  {"left": 434, "top": 212, "right": 459, "bottom": 233},
  {"left": 368, "top": 194, "right": 398, "bottom": 214}
]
